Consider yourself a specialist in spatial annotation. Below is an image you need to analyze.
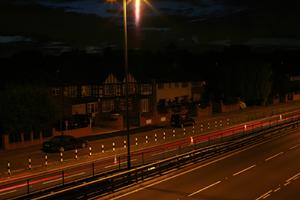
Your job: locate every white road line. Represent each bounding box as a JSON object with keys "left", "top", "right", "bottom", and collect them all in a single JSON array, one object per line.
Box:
[
  {"left": 188, "top": 181, "right": 221, "bottom": 197},
  {"left": 284, "top": 182, "right": 290, "bottom": 186},
  {"left": 109, "top": 141, "right": 278, "bottom": 200},
  {"left": 265, "top": 152, "right": 284, "bottom": 162},
  {"left": 255, "top": 190, "right": 273, "bottom": 200},
  {"left": 286, "top": 172, "right": 300, "bottom": 182},
  {"left": 289, "top": 144, "right": 300, "bottom": 150},
  {"left": 233, "top": 165, "right": 256, "bottom": 176},
  {"left": 274, "top": 187, "right": 281, "bottom": 192},
  {"left": 43, "top": 172, "right": 86, "bottom": 185},
  {"left": 0, "top": 189, "right": 17, "bottom": 196}
]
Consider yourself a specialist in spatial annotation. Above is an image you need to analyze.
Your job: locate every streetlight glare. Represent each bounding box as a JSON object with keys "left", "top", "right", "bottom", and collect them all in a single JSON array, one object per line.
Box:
[{"left": 135, "top": 0, "right": 141, "bottom": 26}]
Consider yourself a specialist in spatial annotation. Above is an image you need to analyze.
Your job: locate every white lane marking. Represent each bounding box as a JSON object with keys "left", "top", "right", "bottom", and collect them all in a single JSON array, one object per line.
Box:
[
  {"left": 274, "top": 187, "right": 281, "bottom": 192},
  {"left": 286, "top": 172, "right": 300, "bottom": 182},
  {"left": 43, "top": 172, "right": 86, "bottom": 185},
  {"left": 265, "top": 152, "right": 284, "bottom": 162},
  {"left": 233, "top": 165, "right": 256, "bottom": 176},
  {"left": 255, "top": 190, "right": 273, "bottom": 200},
  {"left": 289, "top": 144, "right": 300, "bottom": 150},
  {"left": 109, "top": 143, "right": 264, "bottom": 200},
  {"left": 0, "top": 189, "right": 17, "bottom": 196},
  {"left": 188, "top": 181, "right": 221, "bottom": 197},
  {"left": 284, "top": 182, "right": 290, "bottom": 186}
]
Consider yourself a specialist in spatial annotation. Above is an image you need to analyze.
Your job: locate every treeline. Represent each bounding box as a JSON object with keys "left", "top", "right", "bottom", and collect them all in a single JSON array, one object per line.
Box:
[{"left": 0, "top": 45, "right": 299, "bottom": 134}]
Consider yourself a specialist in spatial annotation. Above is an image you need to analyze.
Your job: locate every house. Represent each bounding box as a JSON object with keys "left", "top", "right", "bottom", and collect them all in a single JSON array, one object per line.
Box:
[
  {"left": 51, "top": 70, "right": 155, "bottom": 129},
  {"left": 288, "top": 74, "right": 300, "bottom": 101}
]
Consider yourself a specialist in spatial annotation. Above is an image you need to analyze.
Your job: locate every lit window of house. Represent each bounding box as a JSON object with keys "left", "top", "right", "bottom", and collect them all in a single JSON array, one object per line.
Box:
[
  {"left": 64, "top": 85, "right": 77, "bottom": 97},
  {"left": 141, "top": 98, "right": 150, "bottom": 112},
  {"left": 81, "top": 85, "right": 90, "bottom": 97}
]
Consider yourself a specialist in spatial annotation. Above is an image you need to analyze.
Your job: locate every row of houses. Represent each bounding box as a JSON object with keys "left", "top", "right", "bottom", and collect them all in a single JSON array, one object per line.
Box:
[{"left": 51, "top": 70, "right": 205, "bottom": 130}]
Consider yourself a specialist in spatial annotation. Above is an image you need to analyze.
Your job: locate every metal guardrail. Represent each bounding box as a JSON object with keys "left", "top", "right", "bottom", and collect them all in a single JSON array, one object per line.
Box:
[{"left": 17, "top": 116, "right": 300, "bottom": 200}]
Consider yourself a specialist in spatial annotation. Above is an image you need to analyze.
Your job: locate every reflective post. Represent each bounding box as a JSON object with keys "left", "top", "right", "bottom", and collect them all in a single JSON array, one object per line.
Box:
[{"left": 7, "top": 161, "right": 11, "bottom": 176}]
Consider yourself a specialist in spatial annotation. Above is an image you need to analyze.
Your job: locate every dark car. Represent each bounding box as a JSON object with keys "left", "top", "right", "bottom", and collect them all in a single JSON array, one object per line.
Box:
[
  {"left": 42, "top": 135, "right": 88, "bottom": 153},
  {"left": 171, "top": 113, "right": 195, "bottom": 128}
]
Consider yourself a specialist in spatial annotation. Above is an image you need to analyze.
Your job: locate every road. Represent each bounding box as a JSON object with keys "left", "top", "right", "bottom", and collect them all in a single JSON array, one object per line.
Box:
[
  {"left": 0, "top": 113, "right": 295, "bottom": 199},
  {"left": 105, "top": 127, "right": 300, "bottom": 200},
  {"left": 1, "top": 101, "right": 299, "bottom": 179}
]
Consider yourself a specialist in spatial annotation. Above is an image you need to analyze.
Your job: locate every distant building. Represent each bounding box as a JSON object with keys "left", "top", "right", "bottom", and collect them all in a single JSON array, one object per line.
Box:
[
  {"left": 288, "top": 74, "right": 300, "bottom": 101},
  {"left": 50, "top": 69, "right": 205, "bottom": 129}
]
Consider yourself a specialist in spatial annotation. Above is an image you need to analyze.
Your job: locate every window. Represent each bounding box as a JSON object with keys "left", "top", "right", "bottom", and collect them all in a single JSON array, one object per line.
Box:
[
  {"left": 102, "top": 100, "right": 114, "bottom": 112},
  {"left": 116, "top": 84, "right": 121, "bottom": 96},
  {"left": 87, "top": 102, "right": 98, "bottom": 113},
  {"left": 91, "top": 85, "right": 99, "bottom": 97},
  {"left": 105, "top": 84, "right": 115, "bottom": 96},
  {"left": 141, "top": 98, "right": 150, "bottom": 112},
  {"left": 81, "top": 85, "right": 90, "bottom": 97},
  {"left": 52, "top": 87, "right": 61, "bottom": 96},
  {"left": 64, "top": 85, "right": 77, "bottom": 97},
  {"left": 141, "top": 84, "right": 152, "bottom": 95},
  {"left": 99, "top": 86, "right": 103, "bottom": 97},
  {"left": 182, "top": 82, "right": 189, "bottom": 88},
  {"left": 129, "top": 83, "right": 136, "bottom": 94},
  {"left": 158, "top": 83, "right": 164, "bottom": 89}
]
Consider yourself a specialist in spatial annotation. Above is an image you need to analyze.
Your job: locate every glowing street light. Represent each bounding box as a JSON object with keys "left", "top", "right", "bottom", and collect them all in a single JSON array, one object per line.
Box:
[
  {"left": 106, "top": 0, "right": 152, "bottom": 170},
  {"left": 135, "top": 0, "right": 141, "bottom": 26}
]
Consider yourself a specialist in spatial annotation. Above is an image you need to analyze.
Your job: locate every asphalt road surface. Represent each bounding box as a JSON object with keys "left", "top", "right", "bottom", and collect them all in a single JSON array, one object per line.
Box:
[{"left": 105, "top": 127, "right": 300, "bottom": 200}]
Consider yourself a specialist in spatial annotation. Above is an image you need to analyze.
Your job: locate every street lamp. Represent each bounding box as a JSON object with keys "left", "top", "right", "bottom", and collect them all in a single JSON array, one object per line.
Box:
[
  {"left": 107, "top": 0, "right": 150, "bottom": 170},
  {"left": 122, "top": 0, "right": 131, "bottom": 170}
]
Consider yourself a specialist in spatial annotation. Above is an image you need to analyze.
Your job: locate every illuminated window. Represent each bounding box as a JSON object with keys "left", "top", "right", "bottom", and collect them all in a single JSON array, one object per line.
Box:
[
  {"left": 141, "top": 98, "right": 150, "bottom": 112},
  {"left": 81, "top": 85, "right": 90, "bottom": 97},
  {"left": 64, "top": 85, "right": 77, "bottom": 97}
]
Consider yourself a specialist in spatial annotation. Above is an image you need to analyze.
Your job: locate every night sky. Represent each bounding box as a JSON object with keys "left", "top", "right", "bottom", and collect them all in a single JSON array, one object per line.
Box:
[
  {"left": 0, "top": 0, "right": 300, "bottom": 53},
  {"left": 0, "top": 0, "right": 300, "bottom": 84}
]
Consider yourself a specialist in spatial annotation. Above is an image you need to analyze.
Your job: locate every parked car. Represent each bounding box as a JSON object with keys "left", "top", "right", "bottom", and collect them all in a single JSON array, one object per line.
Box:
[
  {"left": 170, "top": 113, "right": 195, "bottom": 128},
  {"left": 42, "top": 135, "right": 88, "bottom": 153}
]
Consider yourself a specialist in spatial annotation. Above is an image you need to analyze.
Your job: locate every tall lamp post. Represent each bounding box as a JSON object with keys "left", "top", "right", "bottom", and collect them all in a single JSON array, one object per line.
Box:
[{"left": 123, "top": 0, "right": 131, "bottom": 170}]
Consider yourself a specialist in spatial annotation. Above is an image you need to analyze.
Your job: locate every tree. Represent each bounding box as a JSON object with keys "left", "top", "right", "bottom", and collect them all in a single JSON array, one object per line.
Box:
[{"left": 0, "top": 84, "right": 56, "bottom": 135}]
